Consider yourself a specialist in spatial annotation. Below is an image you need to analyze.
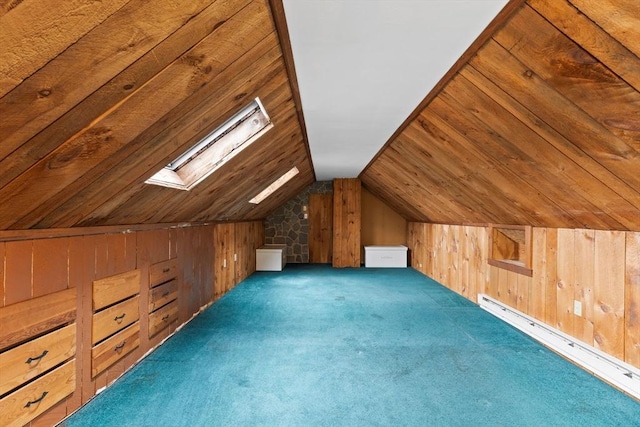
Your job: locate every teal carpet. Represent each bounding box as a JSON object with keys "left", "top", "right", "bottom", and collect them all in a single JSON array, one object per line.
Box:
[{"left": 61, "top": 265, "right": 640, "bottom": 426}]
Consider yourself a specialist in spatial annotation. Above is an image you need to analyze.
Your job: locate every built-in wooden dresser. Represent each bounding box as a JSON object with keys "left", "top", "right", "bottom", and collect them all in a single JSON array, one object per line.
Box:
[
  {"left": 148, "top": 259, "right": 179, "bottom": 338},
  {"left": 91, "top": 270, "right": 140, "bottom": 378},
  {"left": 0, "top": 288, "right": 77, "bottom": 427}
]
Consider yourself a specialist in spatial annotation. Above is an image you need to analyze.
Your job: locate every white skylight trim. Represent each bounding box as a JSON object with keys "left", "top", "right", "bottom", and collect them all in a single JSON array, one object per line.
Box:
[
  {"left": 249, "top": 166, "right": 299, "bottom": 204},
  {"left": 146, "top": 98, "right": 273, "bottom": 190}
]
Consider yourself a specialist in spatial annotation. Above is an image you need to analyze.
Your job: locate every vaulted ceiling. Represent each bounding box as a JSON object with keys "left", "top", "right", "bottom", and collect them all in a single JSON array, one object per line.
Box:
[
  {"left": 0, "top": 0, "right": 314, "bottom": 229},
  {"left": 1, "top": 0, "right": 640, "bottom": 231},
  {"left": 361, "top": 0, "right": 640, "bottom": 230}
]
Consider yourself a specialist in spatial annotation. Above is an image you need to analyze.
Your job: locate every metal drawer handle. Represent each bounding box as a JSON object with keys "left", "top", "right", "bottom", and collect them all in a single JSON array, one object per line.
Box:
[
  {"left": 26, "top": 350, "right": 49, "bottom": 364},
  {"left": 162, "top": 268, "right": 170, "bottom": 273},
  {"left": 162, "top": 315, "right": 170, "bottom": 322},
  {"left": 114, "top": 341, "right": 126, "bottom": 351},
  {"left": 25, "top": 391, "right": 48, "bottom": 408},
  {"left": 114, "top": 313, "right": 126, "bottom": 322}
]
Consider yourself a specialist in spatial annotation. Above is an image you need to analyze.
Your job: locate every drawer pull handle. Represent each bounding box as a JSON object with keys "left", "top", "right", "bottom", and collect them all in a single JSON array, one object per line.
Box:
[
  {"left": 162, "top": 315, "right": 170, "bottom": 322},
  {"left": 162, "top": 291, "right": 170, "bottom": 297},
  {"left": 114, "top": 341, "right": 126, "bottom": 352},
  {"left": 26, "top": 350, "right": 49, "bottom": 364},
  {"left": 114, "top": 313, "right": 126, "bottom": 322},
  {"left": 162, "top": 268, "right": 170, "bottom": 273},
  {"left": 25, "top": 391, "right": 48, "bottom": 408}
]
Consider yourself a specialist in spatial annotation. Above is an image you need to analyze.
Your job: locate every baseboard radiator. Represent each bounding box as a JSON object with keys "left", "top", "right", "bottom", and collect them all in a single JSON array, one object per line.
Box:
[{"left": 478, "top": 294, "right": 640, "bottom": 401}]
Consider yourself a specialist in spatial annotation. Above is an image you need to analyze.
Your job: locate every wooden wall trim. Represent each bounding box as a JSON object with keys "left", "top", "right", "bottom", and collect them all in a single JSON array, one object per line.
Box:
[
  {"left": 0, "top": 222, "right": 213, "bottom": 242},
  {"left": 267, "top": 0, "right": 316, "bottom": 180}
]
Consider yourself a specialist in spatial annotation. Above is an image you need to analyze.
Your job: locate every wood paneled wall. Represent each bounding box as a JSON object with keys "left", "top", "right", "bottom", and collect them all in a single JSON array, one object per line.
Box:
[
  {"left": 332, "top": 178, "right": 361, "bottom": 268},
  {"left": 0, "top": 221, "right": 262, "bottom": 426},
  {"left": 408, "top": 222, "right": 640, "bottom": 370},
  {"left": 214, "top": 221, "right": 264, "bottom": 296},
  {"left": 308, "top": 193, "right": 333, "bottom": 263},
  {"left": 361, "top": 188, "right": 407, "bottom": 247}
]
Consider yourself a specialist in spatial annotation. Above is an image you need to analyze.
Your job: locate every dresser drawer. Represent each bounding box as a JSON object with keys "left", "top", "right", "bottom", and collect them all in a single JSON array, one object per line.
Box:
[
  {"left": 0, "top": 288, "right": 76, "bottom": 352},
  {"left": 91, "top": 323, "right": 139, "bottom": 378},
  {"left": 0, "top": 324, "right": 76, "bottom": 396},
  {"left": 93, "top": 270, "right": 141, "bottom": 311},
  {"left": 148, "top": 301, "right": 179, "bottom": 338},
  {"left": 149, "top": 259, "right": 178, "bottom": 288},
  {"left": 92, "top": 296, "right": 139, "bottom": 345},
  {"left": 149, "top": 279, "right": 178, "bottom": 313},
  {"left": 0, "top": 359, "right": 75, "bottom": 427}
]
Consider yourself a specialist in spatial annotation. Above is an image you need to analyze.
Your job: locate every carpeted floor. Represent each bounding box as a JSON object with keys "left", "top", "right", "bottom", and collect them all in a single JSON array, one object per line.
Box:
[{"left": 61, "top": 265, "right": 640, "bottom": 426}]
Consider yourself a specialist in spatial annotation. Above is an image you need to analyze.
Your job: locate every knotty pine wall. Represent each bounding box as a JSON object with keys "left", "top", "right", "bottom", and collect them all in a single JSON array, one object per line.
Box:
[
  {"left": 0, "top": 221, "right": 263, "bottom": 427},
  {"left": 333, "top": 178, "right": 361, "bottom": 268},
  {"left": 408, "top": 223, "right": 640, "bottom": 371},
  {"left": 361, "top": 188, "right": 407, "bottom": 247}
]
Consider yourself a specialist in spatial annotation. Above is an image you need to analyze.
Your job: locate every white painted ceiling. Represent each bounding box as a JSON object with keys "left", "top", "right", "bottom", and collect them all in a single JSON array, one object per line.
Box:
[{"left": 282, "top": 0, "right": 509, "bottom": 181}]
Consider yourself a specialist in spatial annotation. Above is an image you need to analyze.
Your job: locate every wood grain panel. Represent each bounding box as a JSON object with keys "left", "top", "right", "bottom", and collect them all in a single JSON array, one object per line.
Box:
[
  {"left": 4, "top": 240, "right": 32, "bottom": 306},
  {"left": 149, "top": 259, "right": 178, "bottom": 288},
  {"left": 148, "top": 301, "right": 178, "bottom": 338},
  {"left": 363, "top": 1, "right": 640, "bottom": 231},
  {"left": 0, "top": 0, "right": 129, "bottom": 97},
  {"left": 574, "top": 229, "right": 595, "bottom": 345},
  {"left": 0, "top": 323, "right": 75, "bottom": 396},
  {"left": 593, "top": 230, "right": 625, "bottom": 359},
  {"left": 149, "top": 280, "right": 178, "bottom": 313},
  {"left": 361, "top": 188, "right": 406, "bottom": 247},
  {"left": 309, "top": 193, "right": 333, "bottom": 263},
  {"left": 556, "top": 229, "right": 575, "bottom": 334},
  {"left": 528, "top": 0, "right": 640, "bottom": 94},
  {"left": 0, "top": 0, "right": 224, "bottom": 168},
  {"left": 0, "top": 359, "right": 75, "bottom": 427},
  {"left": 91, "top": 296, "right": 140, "bottom": 345},
  {"left": 0, "top": 0, "right": 278, "bottom": 229},
  {"left": 30, "top": 32, "right": 283, "bottom": 229},
  {"left": 568, "top": 0, "right": 640, "bottom": 59},
  {"left": 214, "top": 223, "right": 235, "bottom": 296},
  {"left": 471, "top": 40, "right": 640, "bottom": 200},
  {"left": 91, "top": 322, "right": 139, "bottom": 378},
  {"left": 625, "top": 232, "right": 640, "bottom": 367},
  {"left": 0, "top": 242, "right": 4, "bottom": 307},
  {"left": 411, "top": 223, "right": 639, "bottom": 370},
  {"left": 496, "top": 6, "right": 640, "bottom": 157},
  {"left": 459, "top": 64, "right": 640, "bottom": 226},
  {"left": 92, "top": 270, "right": 140, "bottom": 311},
  {"left": 0, "top": 287, "right": 76, "bottom": 351},
  {"left": 332, "top": 178, "right": 361, "bottom": 268},
  {"left": 32, "top": 238, "right": 68, "bottom": 298}
]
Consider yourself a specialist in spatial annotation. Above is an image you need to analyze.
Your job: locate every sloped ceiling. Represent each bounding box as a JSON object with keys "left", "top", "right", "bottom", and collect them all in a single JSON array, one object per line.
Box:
[
  {"left": 283, "top": 0, "right": 509, "bottom": 181},
  {"left": 0, "top": 0, "right": 314, "bottom": 230},
  {"left": 2, "top": 0, "right": 640, "bottom": 232},
  {"left": 361, "top": 0, "right": 640, "bottom": 231}
]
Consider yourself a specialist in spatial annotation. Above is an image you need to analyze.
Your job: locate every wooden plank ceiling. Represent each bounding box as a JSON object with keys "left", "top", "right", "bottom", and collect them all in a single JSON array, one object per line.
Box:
[
  {"left": 0, "top": 0, "right": 314, "bottom": 230},
  {"left": 361, "top": 0, "right": 640, "bottom": 231},
  {"left": 3, "top": 0, "right": 640, "bottom": 233}
]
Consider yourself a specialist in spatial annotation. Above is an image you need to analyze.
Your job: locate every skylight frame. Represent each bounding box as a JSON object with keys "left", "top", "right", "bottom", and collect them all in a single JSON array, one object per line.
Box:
[
  {"left": 249, "top": 166, "right": 300, "bottom": 204},
  {"left": 145, "top": 98, "right": 273, "bottom": 191}
]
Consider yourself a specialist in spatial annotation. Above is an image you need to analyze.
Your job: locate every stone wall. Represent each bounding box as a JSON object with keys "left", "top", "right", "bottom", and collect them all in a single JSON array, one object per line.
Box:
[{"left": 264, "top": 181, "right": 333, "bottom": 263}]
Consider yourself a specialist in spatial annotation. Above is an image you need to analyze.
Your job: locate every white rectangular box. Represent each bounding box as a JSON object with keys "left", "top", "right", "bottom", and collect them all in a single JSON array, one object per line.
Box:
[
  {"left": 364, "top": 245, "right": 408, "bottom": 268},
  {"left": 256, "top": 244, "right": 287, "bottom": 271}
]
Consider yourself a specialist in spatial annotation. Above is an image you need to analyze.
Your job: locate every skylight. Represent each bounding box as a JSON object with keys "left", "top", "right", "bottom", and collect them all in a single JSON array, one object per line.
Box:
[
  {"left": 146, "top": 98, "right": 273, "bottom": 190},
  {"left": 249, "top": 166, "right": 299, "bottom": 204}
]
